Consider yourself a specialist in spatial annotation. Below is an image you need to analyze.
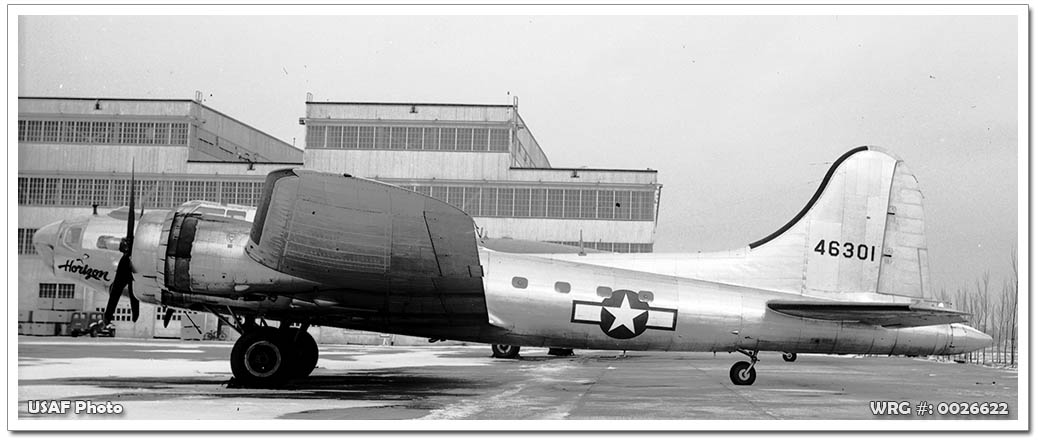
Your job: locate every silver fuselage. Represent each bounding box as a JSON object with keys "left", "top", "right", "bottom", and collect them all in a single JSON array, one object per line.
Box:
[{"left": 33, "top": 207, "right": 992, "bottom": 356}]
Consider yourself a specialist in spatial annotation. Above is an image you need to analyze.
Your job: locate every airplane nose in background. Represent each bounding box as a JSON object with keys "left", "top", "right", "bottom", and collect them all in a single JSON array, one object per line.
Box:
[{"left": 33, "top": 221, "right": 60, "bottom": 273}]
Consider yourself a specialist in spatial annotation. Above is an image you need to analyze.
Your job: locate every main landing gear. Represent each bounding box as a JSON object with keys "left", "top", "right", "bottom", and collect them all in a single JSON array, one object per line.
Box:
[
  {"left": 729, "top": 349, "right": 759, "bottom": 386},
  {"left": 222, "top": 312, "right": 319, "bottom": 388},
  {"left": 491, "top": 344, "right": 521, "bottom": 359}
]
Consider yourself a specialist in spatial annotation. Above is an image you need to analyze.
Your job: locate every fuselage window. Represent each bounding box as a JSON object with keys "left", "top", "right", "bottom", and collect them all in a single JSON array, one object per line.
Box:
[
  {"left": 596, "top": 286, "right": 612, "bottom": 297},
  {"left": 638, "top": 290, "right": 654, "bottom": 303},
  {"left": 554, "top": 282, "right": 571, "bottom": 294},
  {"left": 511, "top": 277, "right": 528, "bottom": 289}
]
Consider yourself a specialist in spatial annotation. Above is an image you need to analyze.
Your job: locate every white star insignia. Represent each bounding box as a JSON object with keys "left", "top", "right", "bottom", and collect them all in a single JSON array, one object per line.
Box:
[{"left": 603, "top": 293, "right": 647, "bottom": 333}]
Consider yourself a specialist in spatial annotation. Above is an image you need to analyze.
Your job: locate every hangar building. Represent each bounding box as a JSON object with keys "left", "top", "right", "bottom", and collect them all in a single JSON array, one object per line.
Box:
[{"left": 17, "top": 96, "right": 661, "bottom": 341}]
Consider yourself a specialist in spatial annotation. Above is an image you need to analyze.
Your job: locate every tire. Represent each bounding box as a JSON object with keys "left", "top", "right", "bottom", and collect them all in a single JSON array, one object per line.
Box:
[
  {"left": 782, "top": 352, "right": 797, "bottom": 362},
  {"left": 729, "top": 361, "right": 756, "bottom": 386},
  {"left": 284, "top": 329, "right": 319, "bottom": 378},
  {"left": 230, "top": 328, "right": 293, "bottom": 388},
  {"left": 547, "top": 348, "right": 574, "bottom": 356},
  {"left": 491, "top": 344, "right": 521, "bottom": 359},
  {"left": 90, "top": 328, "right": 98, "bottom": 338}
]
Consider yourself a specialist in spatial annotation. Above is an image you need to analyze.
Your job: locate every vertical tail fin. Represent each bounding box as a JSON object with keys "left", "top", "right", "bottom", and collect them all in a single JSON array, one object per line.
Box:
[{"left": 749, "top": 147, "right": 932, "bottom": 300}]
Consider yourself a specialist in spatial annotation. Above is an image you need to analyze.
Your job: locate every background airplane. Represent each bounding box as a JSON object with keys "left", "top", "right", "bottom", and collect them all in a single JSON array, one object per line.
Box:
[{"left": 31, "top": 146, "right": 992, "bottom": 387}]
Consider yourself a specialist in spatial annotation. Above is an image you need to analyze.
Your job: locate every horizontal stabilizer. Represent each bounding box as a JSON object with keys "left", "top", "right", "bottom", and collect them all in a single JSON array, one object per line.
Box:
[{"left": 767, "top": 300, "right": 968, "bottom": 328}]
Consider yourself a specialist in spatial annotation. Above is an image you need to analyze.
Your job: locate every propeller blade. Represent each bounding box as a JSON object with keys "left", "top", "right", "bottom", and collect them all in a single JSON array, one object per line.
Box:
[
  {"left": 129, "top": 294, "right": 140, "bottom": 323},
  {"left": 103, "top": 283, "right": 122, "bottom": 324},
  {"left": 162, "top": 308, "right": 175, "bottom": 328},
  {"left": 126, "top": 159, "right": 136, "bottom": 254}
]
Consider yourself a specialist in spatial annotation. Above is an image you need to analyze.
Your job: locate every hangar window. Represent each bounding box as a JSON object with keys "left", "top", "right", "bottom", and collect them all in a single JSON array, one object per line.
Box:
[
  {"left": 17, "top": 228, "right": 36, "bottom": 254},
  {"left": 511, "top": 277, "right": 528, "bottom": 289},
  {"left": 530, "top": 189, "right": 547, "bottom": 217},
  {"left": 472, "top": 128, "right": 489, "bottom": 152},
  {"left": 513, "top": 188, "right": 531, "bottom": 217},
  {"left": 326, "top": 126, "right": 344, "bottom": 149},
  {"left": 423, "top": 127, "right": 439, "bottom": 150},
  {"left": 170, "top": 123, "right": 189, "bottom": 145},
  {"left": 580, "top": 190, "right": 597, "bottom": 219},
  {"left": 597, "top": 191, "right": 615, "bottom": 220},
  {"left": 614, "top": 191, "right": 632, "bottom": 220},
  {"left": 390, "top": 127, "right": 407, "bottom": 150},
  {"left": 374, "top": 126, "right": 391, "bottom": 149},
  {"left": 155, "top": 306, "right": 183, "bottom": 321},
  {"left": 91, "top": 121, "right": 113, "bottom": 143},
  {"left": 461, "top": 187, "right": 481, "bottom": 214},
  {"left": 95, "top": 306, "right": 132, "bottom": 322},
  {"left": 563, "top": 190, "right": 581, "bottom": 219},
  {"left": 19, "top": 120, "right": 42, "bottom": 142},
  {"left": 497, "top": 188, "right": 514, "bottom": 217},
  {"left": 489, "top": 128, "right": 509, "bottom": 152},
  {"left": 306, "top": 125, "right": 326, "bottom": 149},
  {"left": 456, "top": 128, "right": 473, "bottom": 151},
  {"left": 406, "top": 127, "right": 423, "bottom": 150},
  {"left": 343, "top": 126, "right": 359, "bottom": 149},
  {"left": 357, "top": 126, "right": 374, "bottom": 149},
  {"left": 447, "top": 187, "right": 464, "bottom": 207},
  {"left": 546, "top": 189, "right": 564, "bottom": 218},
  {"left": 153, "top": 122, "right": 170, "bottom": 144},
  {"left": 632, "top": 191, "right": 655, "bottom": 221},
  {"left": 439, "top": 128, "right": 457, "bottom": 151},
  {"left": 42, "top": 120, "right": 61, "bottom": 143},
  {"left": 554, "top": 282, "right": 571, "bottom": 294},
  {"left": 40, "top": 283, "right": 75, "bottom": 299},
  {"left": 480, "top": 188, "right": 497, "bottom": 216}
]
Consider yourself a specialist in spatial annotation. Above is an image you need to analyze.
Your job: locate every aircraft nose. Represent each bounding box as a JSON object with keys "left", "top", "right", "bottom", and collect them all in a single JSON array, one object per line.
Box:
[
  {"left": 959, "top": 325, "right": 994, "bottom": 353},
  {"left": 33, "top": 221, "right": 60, "bottom": 273}
]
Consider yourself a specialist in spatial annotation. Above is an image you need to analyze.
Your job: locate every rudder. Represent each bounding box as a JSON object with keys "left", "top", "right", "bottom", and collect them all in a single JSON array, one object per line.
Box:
[{"left": 748, "top": 147, "right": 932, "bottom": 300}]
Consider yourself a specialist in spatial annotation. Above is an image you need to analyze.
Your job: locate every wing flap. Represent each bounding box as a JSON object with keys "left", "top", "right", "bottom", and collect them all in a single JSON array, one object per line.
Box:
[{"left": 767, "top": 300, "right": 968, "bottom": 328}]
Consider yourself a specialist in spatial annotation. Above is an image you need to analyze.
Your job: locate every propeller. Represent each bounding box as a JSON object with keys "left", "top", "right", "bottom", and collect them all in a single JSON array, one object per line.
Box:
[{"left": 104, "top": 161, "right": 141, "bottom": 324}]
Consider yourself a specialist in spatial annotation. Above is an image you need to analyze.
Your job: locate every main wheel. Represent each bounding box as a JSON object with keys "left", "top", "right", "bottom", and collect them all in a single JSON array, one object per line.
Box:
[
  {"left": 230, "top": 328, "right": 294, "bottom": 388},
  {"left": 729, "top": 361, "right": 756, "bottom": 386},
  {"left": 491, "top": 344, "right": 521, "bottom": 359},
  {"left": 782, "top": 352, "right": 797, "bottom": 362},
  {"left": 285, "top": 329, "right": 319, "bottom": 378}
]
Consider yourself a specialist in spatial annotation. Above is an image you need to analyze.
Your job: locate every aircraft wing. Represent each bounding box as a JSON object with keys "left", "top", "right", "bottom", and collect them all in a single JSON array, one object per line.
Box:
[
  {"left": 243, "top": 169, "right": 488, "bottom": 328},
  {"left": 767, "top": 300, "right": 969, "bottom": 328}
]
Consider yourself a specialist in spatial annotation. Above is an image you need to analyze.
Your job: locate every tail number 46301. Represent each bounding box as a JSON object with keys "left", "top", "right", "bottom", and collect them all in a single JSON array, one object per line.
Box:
[{"left": 814, "top": 240, "right": 876, "bottom": 262}]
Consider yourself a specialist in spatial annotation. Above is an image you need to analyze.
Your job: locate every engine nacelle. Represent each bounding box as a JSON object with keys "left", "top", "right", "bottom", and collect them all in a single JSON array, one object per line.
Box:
[{"left": 132, "top": 204, "right": 320, "bottom": 309}]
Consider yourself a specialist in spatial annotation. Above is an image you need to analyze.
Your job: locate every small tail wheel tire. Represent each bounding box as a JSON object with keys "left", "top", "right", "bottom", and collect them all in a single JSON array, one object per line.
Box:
[
  {"left": 231, "top": 327, "right": 294, "bottom": 388},
  {"left": 729, "top": 361, "right": 756, "bottom": 386},
  {"left": 491, "top": 344, "right": 521, "bottom": 359},
  {"left": 782, "top": 352, "right": 797, "bottom": 362},
  {"left": 284, "top": 329, "right": 319, "bottom": 378}
]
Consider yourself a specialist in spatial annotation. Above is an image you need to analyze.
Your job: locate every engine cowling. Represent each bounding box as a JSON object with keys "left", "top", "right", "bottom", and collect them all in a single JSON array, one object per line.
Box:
[{"left": 132, "top": 202, "right": 320, "bottom": 310}]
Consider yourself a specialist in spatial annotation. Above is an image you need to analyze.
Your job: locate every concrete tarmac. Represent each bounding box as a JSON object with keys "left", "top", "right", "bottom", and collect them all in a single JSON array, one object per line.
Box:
[{"left": 16, "top": 336, "right": 1018, "bottom": 422}]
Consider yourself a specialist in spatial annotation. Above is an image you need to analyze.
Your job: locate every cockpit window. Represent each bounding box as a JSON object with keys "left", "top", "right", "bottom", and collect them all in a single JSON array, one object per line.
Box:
[
  {"left": 63, "top": 227, "right": 83, "bottom": 248},
  {"left": 96, "top": 235, "right": 122, "bottom": 251}
]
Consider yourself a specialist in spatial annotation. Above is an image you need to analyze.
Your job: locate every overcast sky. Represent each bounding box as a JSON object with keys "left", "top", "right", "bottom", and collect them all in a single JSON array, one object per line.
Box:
[{"left": 16, "top": 10, "right": 1022, "bottom": 293}]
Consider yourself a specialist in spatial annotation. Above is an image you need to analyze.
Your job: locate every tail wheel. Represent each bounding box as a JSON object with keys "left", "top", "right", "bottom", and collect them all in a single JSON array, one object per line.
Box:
[
  {"left": 230, "top": 328, "right": 293, "bottom": 388},
  {"left": 729, "top": 361, "right": 756, "bottom": 386},
  {"left": 286, "top": 329, "right": 319, "bottom": 378},
  {"left": 782, "top": 352, "right": 797, "bottom": 362},
  {"left": 491, "top": 344, "right": 521, "bottom": 359}
]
